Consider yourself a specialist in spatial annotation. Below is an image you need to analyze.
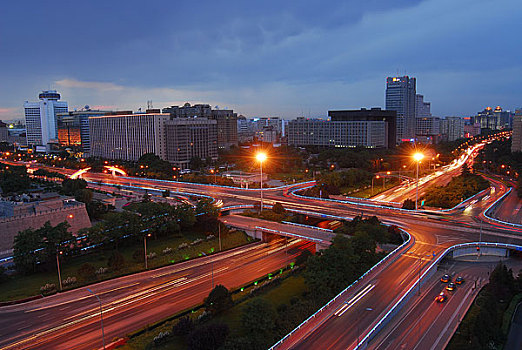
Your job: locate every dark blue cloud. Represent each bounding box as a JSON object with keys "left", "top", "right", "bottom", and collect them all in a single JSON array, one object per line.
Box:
[{"left": 0, "top": 0, "right": 521, "bottom": 119}]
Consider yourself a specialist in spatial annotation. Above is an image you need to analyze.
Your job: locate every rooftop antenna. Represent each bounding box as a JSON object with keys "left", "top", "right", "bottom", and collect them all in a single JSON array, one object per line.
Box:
[{"left": 147, "top": 100, "right": 153, "bottom": 109}]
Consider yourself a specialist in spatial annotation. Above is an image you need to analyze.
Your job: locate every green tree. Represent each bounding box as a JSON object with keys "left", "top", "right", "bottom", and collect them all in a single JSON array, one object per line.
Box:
[
  {"left": 204, "top": 284, "right": 233, "bottom": 314},
  {"left": 195, "top": 198, "right": 220, "bottom": 218},
  {"left": 107, "top": 251, "right": 125, "bottom": 271},
  {"left": 61, "top": 178, "right": 87, "bottom": 196},
  {"left": 13, "top": 228, "right": 43, "bottom": 274},
  {"left": 241, "top": 298, "right": 277, "bottom": 348},
  {"left": 77, "top": 263, "right": 96, "bottom": 281},
  {"left": 188, "top": 323, "right": 229, "bottom": 350},
  {"left": 272, "top": 202, "right": 286, "bottom": 215},
  {"left": 74, "top": 188, "right": 93, "bottom": 203},
  {"left": 402, "top": 199, "right": 415, "bottom": 210}
]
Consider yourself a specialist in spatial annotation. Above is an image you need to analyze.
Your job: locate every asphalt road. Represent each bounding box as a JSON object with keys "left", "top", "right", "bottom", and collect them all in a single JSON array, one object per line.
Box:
[
  {"left": 0, "top": 239, "right": 312, "bottom": 349},
  {"left": 4, "top": 137, "right": 522, "bottom": 349},
  {"left": 371, "top": 256, "right": 522, "bottom": 350}
]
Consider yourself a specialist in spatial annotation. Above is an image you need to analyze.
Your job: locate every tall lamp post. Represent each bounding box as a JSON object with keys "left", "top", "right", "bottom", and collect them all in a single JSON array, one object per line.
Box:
[
  {"left": 256, "top": 152, "right": 267, "bottom": 211},
  {"left": 87, "top": 288, "right": 106, "bottom": 349},
  {"left": 56, "top": 250, "right": 63, "bottom": 291},
  {"left": 413, "top": 153, "right": 424, "bottom": 210},
  {"left": 144, "top": 233, "right": 151, "bottom": 269},
  {"left": 371, "top": 175, "right": 380, "bottom": 196}
]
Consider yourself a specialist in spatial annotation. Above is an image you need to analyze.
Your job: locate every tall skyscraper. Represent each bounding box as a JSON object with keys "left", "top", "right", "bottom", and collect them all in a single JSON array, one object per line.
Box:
[
  {"left": 386, "top": 76, "right": 416, "bottom": 143},
  {"left": 24, "top": 90, "right": 68, "bottom": 149},
  {"left": 511, "top": 110, "right": 522, "bottom": 153}
]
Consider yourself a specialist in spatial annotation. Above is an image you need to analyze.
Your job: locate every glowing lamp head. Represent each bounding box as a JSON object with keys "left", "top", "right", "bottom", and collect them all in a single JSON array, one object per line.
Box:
[
  {"left": 413, "top": 153, "right": 424, "bottom": 162},
  {"left": 256, "top": 152, "right": 267, "bottom": 163}
]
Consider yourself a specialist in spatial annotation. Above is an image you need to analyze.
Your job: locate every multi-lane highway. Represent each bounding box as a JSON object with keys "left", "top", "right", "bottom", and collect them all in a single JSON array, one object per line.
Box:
[
  {"left": 371, "top": 256, "right": 522, "bottom": 350},
  {"left": 3, "top": 138, "right": 522, "bottom": 350},
  {"left": 0, "top": 239, "right": 312, "bottom": 349}
]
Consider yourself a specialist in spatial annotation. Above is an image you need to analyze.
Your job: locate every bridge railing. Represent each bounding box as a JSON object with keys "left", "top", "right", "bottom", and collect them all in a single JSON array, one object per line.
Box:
[
  {"left": 268, "top": 227, "right": 413, "bottom": 350},
  {"left": 354, "top": 241, "right": 522, "bottom": 349},
  {"left": 482, "top": 187, "right": 522, "bottom": 228}
]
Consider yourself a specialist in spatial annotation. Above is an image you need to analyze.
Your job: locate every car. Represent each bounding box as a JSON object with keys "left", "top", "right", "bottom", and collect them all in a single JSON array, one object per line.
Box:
[
  {"left": 435, "top": 292, "right": 447, "bottom": 303},
  {"left": 446, "top": 282, "right": 456, "bottom": 291},
  {"left": 441, "top": 274, "right": 451, "bottom": 283},
  {"left": 455, "top": 276, "right": 464, "bottom": 285}
]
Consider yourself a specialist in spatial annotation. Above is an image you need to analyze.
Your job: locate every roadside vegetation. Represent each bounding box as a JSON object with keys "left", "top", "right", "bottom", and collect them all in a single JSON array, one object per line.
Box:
[
  {"left": 473, "top": 136, "right": 522, "bottom": 197},
  {"left": 0, "top": 178, "right": 253, "bottom": 302},
  {"left": 423, "top": 164, "right": 489, "bottom": 208},
  {"left": 447, "top": 262, "right": 522, "bottom": 350},
  {"left": 128, "top": 215, "right": 404, "bottom": 350}
]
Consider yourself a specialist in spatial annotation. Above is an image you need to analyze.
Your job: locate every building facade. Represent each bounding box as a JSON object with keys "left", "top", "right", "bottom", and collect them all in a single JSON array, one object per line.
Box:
[
  {"left": 440, "top": 116, "right": 464, "bottom": 142},
  {"left": 89, "top": 113, "right": 168, "bottom": 162},
  {"left": 164, "top": 118, "right": 218, "bottom": 168},
  {"left": 473, "top": 106, "right": 512, "bottom": 130},
  {"left": 57, "top": 109, "right": 109, "bottom": 153},
  {"left": 24, "top": 90, "right": 68, "bottom": 149},
  {"left": 416, "top": 116, "right": 441, "bottom": 144},
  {"left": 386, "top": 76, "right": 416, "bottom": 142},
  {"left": 512, "top": 111, "right": 522, "bottom": 153},
  {"left": 163, "top": 103, "right": 237, "bottom": 148},
  {"left": 288, "top": 108, "right": 396, "bottom": 149}
]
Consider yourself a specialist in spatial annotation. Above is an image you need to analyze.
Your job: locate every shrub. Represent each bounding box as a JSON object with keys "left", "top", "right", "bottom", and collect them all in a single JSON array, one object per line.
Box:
[
  {"left": 191, "top": 239, "right": 203, "bottom": 246},
  {"left": 95, "top": 267, "right": 108, "bottom": 275},
  {"left": 40, "top": 283, "right": 56, "bottom": 294},
  {"left": 62, "top": 276, "right": 77, "bottom": 287},
  {"left": 147, "top": 252, "right": 157, "bottom": 260},
  {"left": 162, "top": 247, "right": 173, "bottom": 255},
  {"left": 205, "top": 285, "right": 233, "bottom": 314},
  {"left": 153, "top": 331, "right": 171, "bottom": 346},
  {"left": 132, "top": 248, "right": 145, "bottom": 262},
  {"left": 107, "top": 251, "right": 125, "bottom": 271},
  {"left": 172, "top": 316, "right": 194, "bottom": 336},
  {"left": 188, "top": 323, "right": 229, "bottom": 350},
  {"left": 178, "top": 243, "right": 189, "bottom": 250},
  {"left": 78, "top": 263, "right": 96, "bottom": 281}
]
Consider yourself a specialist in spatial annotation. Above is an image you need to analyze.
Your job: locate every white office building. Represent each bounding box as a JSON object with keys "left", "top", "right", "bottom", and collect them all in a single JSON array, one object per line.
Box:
[
  {"left": 24, "top": 91, "right": 68, "bottom": 149},
  {"left": 89, "top": 113, "right": 168, "bottom": 162}
]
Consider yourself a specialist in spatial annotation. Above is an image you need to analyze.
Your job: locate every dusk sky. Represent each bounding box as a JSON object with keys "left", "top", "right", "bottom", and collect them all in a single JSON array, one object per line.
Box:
[{"left": 1, "top": 0, "right": 520, "bottom": 121}]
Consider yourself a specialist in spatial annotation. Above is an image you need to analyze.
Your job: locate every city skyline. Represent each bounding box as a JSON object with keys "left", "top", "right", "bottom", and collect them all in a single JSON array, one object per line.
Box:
[{"left": 1, "top": 0, "right": 521, "bottom": 120}]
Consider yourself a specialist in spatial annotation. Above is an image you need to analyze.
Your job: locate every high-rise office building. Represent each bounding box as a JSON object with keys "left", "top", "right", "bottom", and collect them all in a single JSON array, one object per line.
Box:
[
  {"left": 473, "top": 106, "right": 512, "bottom": 130},
  {"left": 288, "top": 108, "right": 396, "bottom": 149},
  {"left": 164, "top": 118, "right": 218, "bottom": 169},
  {"left": 386, "top": 76, "right": 416, "bottom": 143},
  {"left": 163, "top": 103, "right": 237, "bottom": 148},
  {"left": 511, "top": 110, "right": 522, "bottom": 153},
  {"left": 89, "top": 113, "right": 168, "bottom": 162},
  {"left": 440, "top": 116, "right": 464, "bottom": 142},
  {"left": 24, "top": 90, "right": 68, "bottom": 149},
  {"left": 57, "top": 109, "right": 109, "bottom": 153},
  {"left": 415, "top": 94, "right": 431, "bottom": 119}
]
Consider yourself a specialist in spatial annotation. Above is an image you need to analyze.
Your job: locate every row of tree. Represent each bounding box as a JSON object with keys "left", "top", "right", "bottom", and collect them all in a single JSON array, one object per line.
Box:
[
  {"left": 12, "top": 198, "right": 219, "bottom": 275},
  {"left": 448, "top": 263, "right": 522, "bottom": 350},
  {"left": 424, "top": 164, "right": 489, "bottom": 208},
  {"left": 152, "top": 215, "right": 398, "bottom": 350}
]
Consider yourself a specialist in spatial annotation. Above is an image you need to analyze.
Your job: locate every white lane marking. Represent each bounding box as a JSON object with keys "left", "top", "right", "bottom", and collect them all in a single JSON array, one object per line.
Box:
[{"left": 334, "top": 284, "right": 375, "bottom": 317}]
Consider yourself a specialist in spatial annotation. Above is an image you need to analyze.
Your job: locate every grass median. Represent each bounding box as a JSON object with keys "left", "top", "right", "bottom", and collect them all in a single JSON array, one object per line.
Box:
[{"left": 0, "top": 230, "right": 253, "bottom": 302}]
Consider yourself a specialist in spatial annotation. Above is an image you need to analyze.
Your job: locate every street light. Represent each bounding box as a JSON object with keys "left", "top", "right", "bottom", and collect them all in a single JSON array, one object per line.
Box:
[
  {"left": 413, "top": 152, "right": 424, "bottom": 210},
  {"left": 144, "top": 233, "right": 151, "bottom": 269},
  {"left": 201, "top": 252, "right": 214, "bottom": 289},
  {"left": 56, "top": 250, "right": 63, "bottom": 291},
  {"left": 87, "top": 288, "right": 106, "bottom": 349},
  {"left": 371, "top": 175, "right": 380, "bottom": 196},
  {"left": 256, "top": 152, "right": 267, "bottom": 211}
]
